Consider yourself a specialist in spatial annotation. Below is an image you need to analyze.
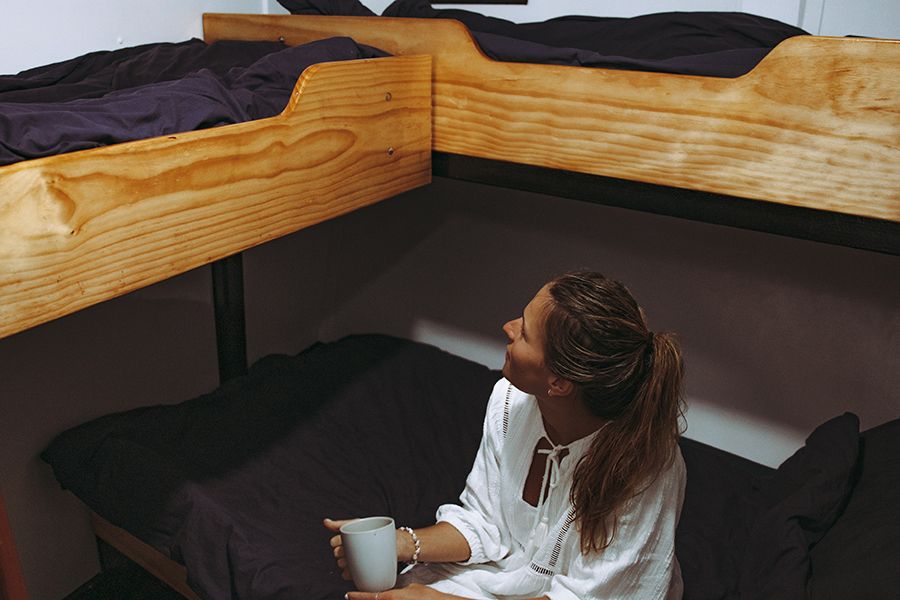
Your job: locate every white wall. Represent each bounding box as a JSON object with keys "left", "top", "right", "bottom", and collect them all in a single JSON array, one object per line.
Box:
[
  {"left": 817, "top": 0, "right": 900, "bottom": 38},
  {"left": 3, "top": 0, "right": 896, "bottom": 75},
  {"left": 0, "top": 0, "right": 897, "bottom": 598},
  {"left": 0, "top": 0, "right": 278, "bottom": 75}
]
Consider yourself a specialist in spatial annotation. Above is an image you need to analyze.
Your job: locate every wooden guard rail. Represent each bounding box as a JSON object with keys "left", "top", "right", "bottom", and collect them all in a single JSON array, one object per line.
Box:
[
  {"left": 204, "top": 14, "right": 900, "bottom": 224},
  {"left": 0, "top": 54, "right": 431, "bottom": 340}
]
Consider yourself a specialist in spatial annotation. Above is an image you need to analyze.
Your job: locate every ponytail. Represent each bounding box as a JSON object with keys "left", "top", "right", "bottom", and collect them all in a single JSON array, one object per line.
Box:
[{"left": 545, "top": 272, "right": 685, "bottom": 554}]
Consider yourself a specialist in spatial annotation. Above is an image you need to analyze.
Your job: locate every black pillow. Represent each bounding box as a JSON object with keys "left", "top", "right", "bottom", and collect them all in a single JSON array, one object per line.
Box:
[
  {"left": 808, "top": 418, "right": 900, "bottom": 600},
  {"left": 676, "top": 438, "right": 773, "bottom": 600},
  {"left": 739, "top": 413, "right": 860, "bottom": 600}
]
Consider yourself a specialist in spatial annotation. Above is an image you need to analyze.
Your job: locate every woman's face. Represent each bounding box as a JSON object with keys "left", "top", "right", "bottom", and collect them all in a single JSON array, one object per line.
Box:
[{"left": 502, "top": 285, "right": 556, "bottom": 396}]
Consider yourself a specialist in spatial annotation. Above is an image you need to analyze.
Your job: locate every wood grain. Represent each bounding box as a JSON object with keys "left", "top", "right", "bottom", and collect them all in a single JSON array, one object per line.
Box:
[
  {"left": 204, "top": 14, "right": 900, "bottom": 222},
  {"left": 91, "top": 512, "right": 200, "bottom": 600},
  {"left": 0, "top": 54, "right": 431, "bottom": 339}
]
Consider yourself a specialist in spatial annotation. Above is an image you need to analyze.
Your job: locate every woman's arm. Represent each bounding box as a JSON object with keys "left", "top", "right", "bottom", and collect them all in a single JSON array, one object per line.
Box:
[{"left": 395, "top": 521, "right": 471, "bottom": 564}]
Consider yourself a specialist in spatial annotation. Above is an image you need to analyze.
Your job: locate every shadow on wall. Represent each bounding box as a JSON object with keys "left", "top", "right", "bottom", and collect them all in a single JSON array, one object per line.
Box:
[
  {"left": 0, "top": 267, "right": 218, "bottom": 600},
  {"left": 241, "top": 185, "right": 456, "bottom": 362},
  {"left": 257, "top": 177, "right": 900, "bottom": 458}
]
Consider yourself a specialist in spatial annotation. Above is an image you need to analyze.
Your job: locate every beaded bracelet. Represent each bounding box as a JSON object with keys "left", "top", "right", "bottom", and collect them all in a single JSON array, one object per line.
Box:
[{"left": 399, "top": 526, "right": 421, "bottom": 567}]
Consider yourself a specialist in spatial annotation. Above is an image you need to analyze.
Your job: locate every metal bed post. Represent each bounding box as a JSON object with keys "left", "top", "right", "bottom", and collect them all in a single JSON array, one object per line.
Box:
[{"left": 211, "top": 253, "right": 248, "bottom": 383}]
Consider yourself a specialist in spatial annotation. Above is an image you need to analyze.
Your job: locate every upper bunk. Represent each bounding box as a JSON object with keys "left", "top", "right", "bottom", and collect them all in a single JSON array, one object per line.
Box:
[
  {"left": 203, "top": 12, "right": 900, "bottom": 255},
  {"left": 0, "top": 35, "right": 431, "bottom": 340}
]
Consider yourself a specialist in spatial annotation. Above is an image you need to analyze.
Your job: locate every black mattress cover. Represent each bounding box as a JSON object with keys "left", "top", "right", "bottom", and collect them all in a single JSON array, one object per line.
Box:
[
  {"left": 0, "top": 37, "right": 386, "bottom": 166},
  {"left": 280, "top": 0, "right": 808, "bottom": 77}
]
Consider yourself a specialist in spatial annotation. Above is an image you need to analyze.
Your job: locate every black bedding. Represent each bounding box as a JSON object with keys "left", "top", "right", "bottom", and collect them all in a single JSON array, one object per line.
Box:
[
  {"left": 0, "top": 37, "right": 386, "bottom": 166},
  {"left": 279, "top": 0, "right": 808, "bottom": 77},
  {"left": 42, "top": 334, "right": 900, "bottom": 600}
]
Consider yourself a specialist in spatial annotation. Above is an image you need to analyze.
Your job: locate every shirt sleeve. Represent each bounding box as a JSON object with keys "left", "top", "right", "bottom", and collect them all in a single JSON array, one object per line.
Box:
[
  {"left": 547, "top": 449, "right": 687, "bottom": 600},
  {"left": 435, "top": 378, "right": 512, "bottom": 565}
]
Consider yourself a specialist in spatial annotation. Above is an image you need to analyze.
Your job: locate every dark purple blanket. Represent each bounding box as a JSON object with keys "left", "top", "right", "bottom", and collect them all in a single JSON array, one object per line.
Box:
[
  {"left": 0, "top": 37, "right": 386, "bottom": 166},
  {"left": 0, "top": 39, "right": 282, "bottom": 103},
  {"left": 42, "top": 334, "right": 894, "bottom": 600},
  {"left": 279, "top": 0, "right": 808, "bottom": 77}
]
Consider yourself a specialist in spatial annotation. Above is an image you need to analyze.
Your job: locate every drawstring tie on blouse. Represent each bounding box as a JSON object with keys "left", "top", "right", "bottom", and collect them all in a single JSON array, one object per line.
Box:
[{"left": 527, "top": 439, "right": 567, "bottom": 554}]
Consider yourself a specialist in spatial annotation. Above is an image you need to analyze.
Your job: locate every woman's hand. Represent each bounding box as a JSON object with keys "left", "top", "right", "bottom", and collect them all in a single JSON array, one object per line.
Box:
[
  {"left": 324, "top": 517, "right": 416, "bottom": 580},
  {"left": 323, "top": 518, "right": 357, "bottom": 580},
  {"left": 345, "top": 584, "right": 471, "bottom": 600}
]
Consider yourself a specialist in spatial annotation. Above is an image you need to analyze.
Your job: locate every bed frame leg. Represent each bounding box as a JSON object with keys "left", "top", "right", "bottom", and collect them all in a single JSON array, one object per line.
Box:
[
  {"left": 211, "top": 253, "right": 248, "bottom": 383},
  {"left": 0, "top": 492, "right": 29, "bottom": 600}
]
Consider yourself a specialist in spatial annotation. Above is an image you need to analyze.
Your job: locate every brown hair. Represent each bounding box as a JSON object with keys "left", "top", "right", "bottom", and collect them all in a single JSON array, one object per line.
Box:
[{"left": 544, "top": 271, "right": 685, "bottom": 554}]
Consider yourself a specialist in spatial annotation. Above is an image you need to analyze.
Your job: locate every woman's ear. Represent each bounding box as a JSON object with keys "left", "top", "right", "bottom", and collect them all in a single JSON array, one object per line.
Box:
[{"left": 547, "top": 376, "right": 574, "bottom": 397}]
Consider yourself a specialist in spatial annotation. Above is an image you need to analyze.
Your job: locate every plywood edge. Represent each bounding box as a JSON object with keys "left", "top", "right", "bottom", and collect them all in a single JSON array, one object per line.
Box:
[
  {"left": 203, "top": 14, "right": 900, "bottom": 223},
  {"left": 0, "top": 54, "right": 431, "bottom": 340},
  {"left": 90, "top": 512, "right": 200, "bottom": 600}
]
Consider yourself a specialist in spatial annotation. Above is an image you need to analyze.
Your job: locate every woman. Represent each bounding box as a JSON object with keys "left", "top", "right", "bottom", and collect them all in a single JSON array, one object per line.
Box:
[{"left": 326, "top": 271, "right": 686, "bottom": 600}]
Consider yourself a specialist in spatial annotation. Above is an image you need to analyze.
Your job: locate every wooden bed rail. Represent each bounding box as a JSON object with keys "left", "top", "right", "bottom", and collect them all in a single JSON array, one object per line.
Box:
[
  {"left": 203, "top": 14, "right": 900, "bottom": 224},
  {"left": 90, "top": 512, "right": 199, "bottom": 600},
  {"left": 0, "top": 54, "right": 431, "bottom": 340}
]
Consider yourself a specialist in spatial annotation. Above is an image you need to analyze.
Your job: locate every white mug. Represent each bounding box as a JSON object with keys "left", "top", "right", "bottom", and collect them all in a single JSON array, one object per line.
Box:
[{"left": 340, "top": 516, "right": 398, "bottom": 592}]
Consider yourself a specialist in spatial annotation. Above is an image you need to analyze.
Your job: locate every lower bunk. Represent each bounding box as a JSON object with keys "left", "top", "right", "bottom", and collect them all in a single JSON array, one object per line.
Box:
[{"left": 42, "top": 335, "right": 900, "bottom": 600}]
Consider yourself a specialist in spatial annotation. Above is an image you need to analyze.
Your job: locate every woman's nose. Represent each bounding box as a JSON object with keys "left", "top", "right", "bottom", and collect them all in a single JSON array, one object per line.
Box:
[{"left": 502, "top": 319, "right": 517, "bottom": 341}]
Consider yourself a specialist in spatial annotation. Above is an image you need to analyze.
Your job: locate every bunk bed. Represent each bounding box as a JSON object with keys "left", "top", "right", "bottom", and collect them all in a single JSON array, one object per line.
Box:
[
  {"left": 3, "top": 4, "right": 898, "bottom": 600},
  {"left": 203, "top": 7, "right": 900, "bottom": 254},
  {"left": 0, "top": 36, "right": 432, "bottom": 341}
]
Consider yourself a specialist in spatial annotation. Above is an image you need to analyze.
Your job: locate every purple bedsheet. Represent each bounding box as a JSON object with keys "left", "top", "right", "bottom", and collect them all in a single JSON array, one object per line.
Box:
[
  {"left": 0, "top": 37, "right": 386, "bottom": 166},
  {"left": 279, "top": 0, "right": 808, "bottom": 77}
]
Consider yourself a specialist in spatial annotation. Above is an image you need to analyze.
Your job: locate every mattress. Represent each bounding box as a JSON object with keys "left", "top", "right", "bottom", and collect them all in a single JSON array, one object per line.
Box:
[
  {"left": 280, "top": 0, "right": 808, "bottom": 76},
  {"left": 0, "top": 37, "right": 386, "bottom": 165}
]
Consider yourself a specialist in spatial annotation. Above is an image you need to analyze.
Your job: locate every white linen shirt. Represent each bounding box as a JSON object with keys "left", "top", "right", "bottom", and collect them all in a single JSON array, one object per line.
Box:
[{"left": 400, "top": 378, "right": 686, "bottom": 600}]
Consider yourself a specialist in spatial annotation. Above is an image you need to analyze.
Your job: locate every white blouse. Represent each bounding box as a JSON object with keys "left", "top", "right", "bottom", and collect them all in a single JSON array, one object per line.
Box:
[{"left": 399, "top": 378, "right": 686, "bottom": 600}]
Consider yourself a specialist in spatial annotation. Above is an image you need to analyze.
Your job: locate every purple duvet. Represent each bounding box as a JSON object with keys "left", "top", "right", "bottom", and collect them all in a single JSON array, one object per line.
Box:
[
  {"left": 0, "top": 37, "right": 386, "bottom": 166},
  {"left": 280, "top": 0, "right": 808, "bottom": 77}
]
